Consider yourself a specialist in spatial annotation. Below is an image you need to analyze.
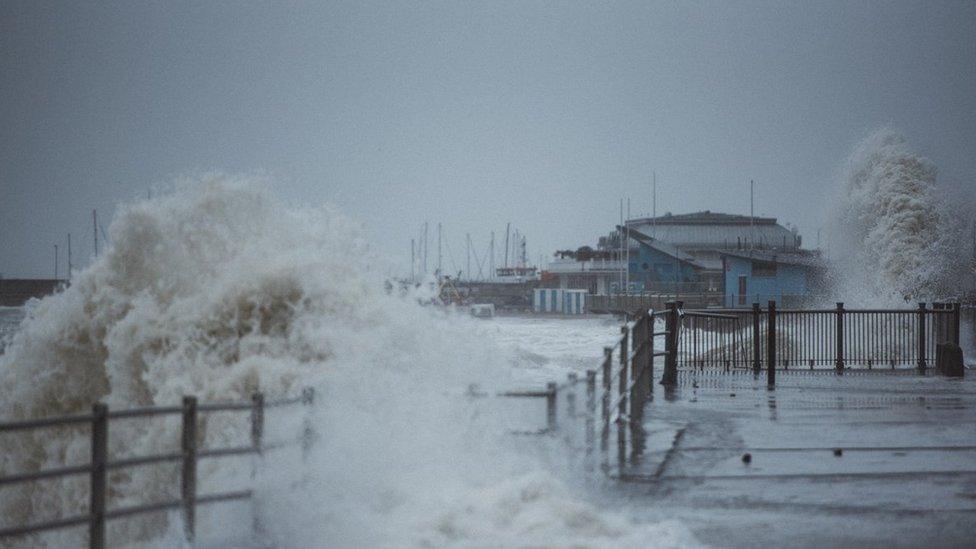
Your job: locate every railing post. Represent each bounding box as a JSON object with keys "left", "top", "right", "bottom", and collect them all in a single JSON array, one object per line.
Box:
[
  {"left": 752, "top": 302, "right": 761, "bottom": 373},
  {"left": 250, "top": 392, "right": 265, "bottom": 536},
  {"left": 181, "top": 396, "right": 197, "bottom": 543},
  {"left": 767, "top": 301, "right": 776, "bottom": 387},
  {"left": 660, "top": 302, "right": 678, "bottom": 386},
  {"left": 601, "top": 347, "right": 612, "bottom": 473},
  {"left": 585, "top": 369, "right": 596, "bottom": 471},
  {"left": 618, "top": 326, "right": 628, "bottom": 470},
  {"left": 566, "top": 373, "right": 578, "bottom": 419},
  {"left": 835, "top": 302, "right": 845, "bottom": 374},
  {"left": 301, "top": 387, "right": 315, "bottom": 462},
  {"left": 89, "top": 403, "right": 108, "bottom": 549},
  {"left": 546, "top": 382, "right": 557, "bottom": 432},
  {"left": 953, "top": 302, "right": 961, "bottom": 347},
  {"left": 918, "top": 302, "right": 927, "bottom": 372},
  {"left": 647, "top": 309, "right": 656, "bottom": 385}
]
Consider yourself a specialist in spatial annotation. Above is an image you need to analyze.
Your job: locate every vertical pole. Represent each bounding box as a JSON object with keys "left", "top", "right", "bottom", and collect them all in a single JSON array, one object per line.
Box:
[
  {"left": 835, "top": 302, "right": 845, "bottom": 374},
  {"left": 250, "top": 392, "right": 265, "bottom": 536},
  {"left": 601, "top": 347, "right": 612, "bottom": 473},
  {"left": 918, "top": 303, "right": 927, "bottom": 372},
  {"left": 566, "top": 373, "right": 578, "bottom": 419},
  {"left": 546, "top": 382, "right": 557, "bottom": 432},
  {"left": 618, "top": 327, "right": 628, "bottom": 470},
  {"left": 647, "top": 310, "right": 655, "bottom": 384},
  {"left": 767, "top": 301, "right": 776, "bottom": 387},
  {"left": 660, "top": 302, "right": 678, "bottom": 386},
  {"left": 752, "top": 302, "right": 761, "bottom": 373},
  {"left": 953, "top": 302, "right": 961, "bottom": 347},
  {"left": 54, "top": 245, "right": 59, "bottom": 280},
  {"left": 181, "top": 396, "right": 197, "bottom": 542},
  {"left": 89, "top": 403, "right": 108, "bottom": 549},
  {"left": 93, "top": 209, "right": 98, "bottom": 258},
  {"left": 301, "top": 387, "right": 315, "bottom": 462},
  {"left": 585, "top": 370, "right": 596, "bottom": 471}
]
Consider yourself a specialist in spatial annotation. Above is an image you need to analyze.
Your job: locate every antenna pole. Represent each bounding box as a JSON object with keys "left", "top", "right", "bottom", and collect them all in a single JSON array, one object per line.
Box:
[
  {"left": 67, "top": 233, "right": 72, "bottom": 279},
  {"left": 437, "top": 222, "right": 442, "bottom": 276},
  {"left": 750, "top": 180, "right": 755, "bottom": 251},
  {"left": 490, "top": 231, "right": 495, "bottom": 280},
  {"left": 652, "top": 171, "right": 657, "bottom": 238},
  {"left": 54, "top": 245, "right": 59, "bottom": 279},
  {"left": 504, "top": 223, "right": 510, "bottom": 269},
  {"left": 93, "top": 209, "right": 99, "bottom": 258}
]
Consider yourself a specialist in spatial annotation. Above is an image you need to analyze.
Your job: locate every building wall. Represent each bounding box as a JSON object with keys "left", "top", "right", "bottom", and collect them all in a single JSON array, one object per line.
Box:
[
  {"left": 626, "top": 244, "right": 700, "bottom": 292},
  {"left": 723, "top": 256, "right": 810, "bottom": 307}
]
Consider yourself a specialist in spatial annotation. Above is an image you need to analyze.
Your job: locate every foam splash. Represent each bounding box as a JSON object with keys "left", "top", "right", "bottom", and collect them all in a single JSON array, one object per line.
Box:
[
  {"left": 0, "top": 176, "right": 701, "bottom": 547},
  {"left": 828, "top": 129, "right": 960, "bottom": 304}
]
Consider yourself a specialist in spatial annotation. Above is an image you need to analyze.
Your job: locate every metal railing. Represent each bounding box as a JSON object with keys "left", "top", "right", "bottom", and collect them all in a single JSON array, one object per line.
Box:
[
  {"left": 494, "top": 307, "right": 671, "bottom": 477},
  {"left": 671, "top": 301, "right": 962, "bottom": 382},
  {"left": 0, "top": 388, "right": 314, "bottom": 548}
]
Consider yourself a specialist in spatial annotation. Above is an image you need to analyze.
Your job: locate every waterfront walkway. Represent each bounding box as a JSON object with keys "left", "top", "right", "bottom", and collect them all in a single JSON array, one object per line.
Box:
[{"left": 626, "top": 372, "right": 976, "bottom": 547}]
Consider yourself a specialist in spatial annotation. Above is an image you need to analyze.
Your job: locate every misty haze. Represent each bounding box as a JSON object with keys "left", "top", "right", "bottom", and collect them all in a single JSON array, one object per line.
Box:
[{"left": 1, "top": 2, "right": 975, "bottom": 548}]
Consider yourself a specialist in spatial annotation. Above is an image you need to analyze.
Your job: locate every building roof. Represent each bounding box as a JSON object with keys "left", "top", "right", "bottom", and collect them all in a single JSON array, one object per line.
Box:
[
  {"left": 720, "top": 249, "right": 826, "bottom": 268},
  {"left": 625, "top": 210, "right": 799, "bottom": 251},
  {"left": 627, "top": 210, "right": 778, "bottom": 226},
  {"left": 619, "top": 226, "right": 709, "bottom": 269}
]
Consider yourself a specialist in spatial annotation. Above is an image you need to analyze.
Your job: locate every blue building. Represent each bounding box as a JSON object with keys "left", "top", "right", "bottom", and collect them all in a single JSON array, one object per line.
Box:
[
  {"left": 721, "top": 250, "right": 825, "bottom": 307},
  {"left": 621, "top": 227, "right": 706, "bottom": 293}
]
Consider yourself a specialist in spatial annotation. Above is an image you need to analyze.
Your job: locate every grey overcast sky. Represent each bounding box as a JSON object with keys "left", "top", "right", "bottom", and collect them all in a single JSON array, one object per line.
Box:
[{"left": 2, "top": 1, "right": 974, "bottom": 278}]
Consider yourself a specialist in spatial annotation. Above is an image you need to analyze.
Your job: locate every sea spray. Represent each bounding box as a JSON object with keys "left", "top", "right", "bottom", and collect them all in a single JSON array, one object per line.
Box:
[
  {"left": 828, "top": 129, "right": 957, "bottom": 304},
  {"left": 0, "top": 176, "right": 703, "bottom": 548}
]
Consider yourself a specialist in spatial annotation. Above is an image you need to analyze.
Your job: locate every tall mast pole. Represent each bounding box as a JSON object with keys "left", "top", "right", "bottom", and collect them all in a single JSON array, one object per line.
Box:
[
  {"left": 411, "top": 238, "right": 415, "bottom": 281},
  {"left": 67, "top": 233, "right": 72, "bottom": 279},
  {"left": 504, "top": 223, "right": 510, "bottom": 269},
  {"left": 93, "top": 209, "right": 99, "bottom": 258},
  {"left": 423, "top": 222, "right": 428, "bottom": 275},
  {"left": 652, "top": 171, "right": 657, "bottom": 238},
  {"left": 489, "top": 231, "right": 495, "bottom": 279},
  {"left": 750, "top": 180, "right": 755, "bottom": 251},
  {"left": 437, "top": 222, "right": 442, "bottom": 276},
  {"left": 54, "top": 245, "right": 59, "bottom": 280},
  {"left": 466, "top": 233, "right": 471, "bottom": 280}
]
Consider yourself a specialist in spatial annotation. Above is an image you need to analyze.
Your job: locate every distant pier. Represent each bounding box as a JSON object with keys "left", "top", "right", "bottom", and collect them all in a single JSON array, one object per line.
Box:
[{"left": 0, "top": 279, "right": 64, "bottom": 307}]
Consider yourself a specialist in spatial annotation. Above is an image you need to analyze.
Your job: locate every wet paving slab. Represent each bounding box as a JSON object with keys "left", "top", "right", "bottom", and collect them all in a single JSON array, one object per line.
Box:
[{"left": 622, "top": 370, "right": 976, "bottom": 548}]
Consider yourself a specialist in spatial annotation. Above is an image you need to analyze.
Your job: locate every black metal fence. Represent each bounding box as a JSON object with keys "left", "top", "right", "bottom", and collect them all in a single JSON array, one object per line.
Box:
[
  {"left": 0, "top": 389, "right": 314, "bottom": 548},
  {"left": 492, "top": 308, "right": 667, "bottom": 477},
  {"left": 674, "top": 302, "right": 962, "bottom": 373}
]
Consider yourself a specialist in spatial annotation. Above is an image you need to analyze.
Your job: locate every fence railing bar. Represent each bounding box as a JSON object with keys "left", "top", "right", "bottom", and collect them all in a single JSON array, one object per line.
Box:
[
  {"left": 104, "top": 499, "right": 182, "bottom": 520},
  {"left": 0, "top": 464, "right": 91, "bottom": 486},
  {"left": 196, "top": 490, "right": 254, "bottom": 505},
  {"left": 106, "top": 452, "right": 183, "bottom": 470},
  {"left": 0, "top": 414, "right": 93, "bottom": 432},
  {"left": 107, "top": 406, "right": 182, "bottom": 419},
  {"left": 196, "top": 402, "right": 254, "bottom": 412},
  {"left": 0, "top": 514, "right": 92, "bottom": 538},
  {"left": 646, "top": 445, "right": 976, "bottom": 454},
  {"left": 198, "top": 445, "right": 257, "bottom": 459}
]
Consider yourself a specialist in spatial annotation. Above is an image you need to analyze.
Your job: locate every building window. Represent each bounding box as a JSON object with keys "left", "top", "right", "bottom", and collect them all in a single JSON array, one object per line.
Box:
[
  {"left": 641, "top": 262, "right": 650, "bottom": 271},
  {"left": 752, "top": 260, "right": 777, "bottom": 277}
]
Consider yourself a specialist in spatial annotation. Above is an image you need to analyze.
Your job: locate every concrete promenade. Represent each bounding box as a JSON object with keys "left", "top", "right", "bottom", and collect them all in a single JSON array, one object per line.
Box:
[{"left": 627, "top": 371, "right": 976, "bottom": 547}]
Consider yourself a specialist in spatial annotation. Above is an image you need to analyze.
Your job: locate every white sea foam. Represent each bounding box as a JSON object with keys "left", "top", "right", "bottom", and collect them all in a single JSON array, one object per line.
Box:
[
  {"left": 0, "top": 176, "right": 702, "bottom": 548},
  {"left": 827, "top": 129, "right": 963, "bottom": 305}
]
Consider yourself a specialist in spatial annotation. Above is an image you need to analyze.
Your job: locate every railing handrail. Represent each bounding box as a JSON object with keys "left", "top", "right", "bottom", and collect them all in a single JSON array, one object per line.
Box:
[{"left": 0, "top": 389, "right": 314, "bottom": 547}]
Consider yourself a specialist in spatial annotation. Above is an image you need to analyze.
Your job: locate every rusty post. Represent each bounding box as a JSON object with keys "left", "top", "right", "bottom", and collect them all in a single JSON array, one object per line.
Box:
[
  {"left": 181, "top": 396, "right": 197, "bottom": 542},
  {"left": 618, "top": 326, "right": 628, "bottom": 470},
  {"left": 89, "top": 403, "right": 108, "bottom": 549},
  {"left": 546, "top": 382, "right": 557, "bottom": 432},
  {"left": 953, "top": 302, "right": 961, "bottom": 347}
]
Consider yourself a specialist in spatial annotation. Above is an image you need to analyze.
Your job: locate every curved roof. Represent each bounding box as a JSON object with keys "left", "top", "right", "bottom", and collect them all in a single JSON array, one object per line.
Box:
[{"left": 627, "top": 211, "right": 798, "bottom": 251}]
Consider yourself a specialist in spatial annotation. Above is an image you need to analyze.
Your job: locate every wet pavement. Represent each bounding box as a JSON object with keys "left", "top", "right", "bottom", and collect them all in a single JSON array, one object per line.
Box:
[{"left": 626, "top": 370, "right": 976, "bottom": 548}]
